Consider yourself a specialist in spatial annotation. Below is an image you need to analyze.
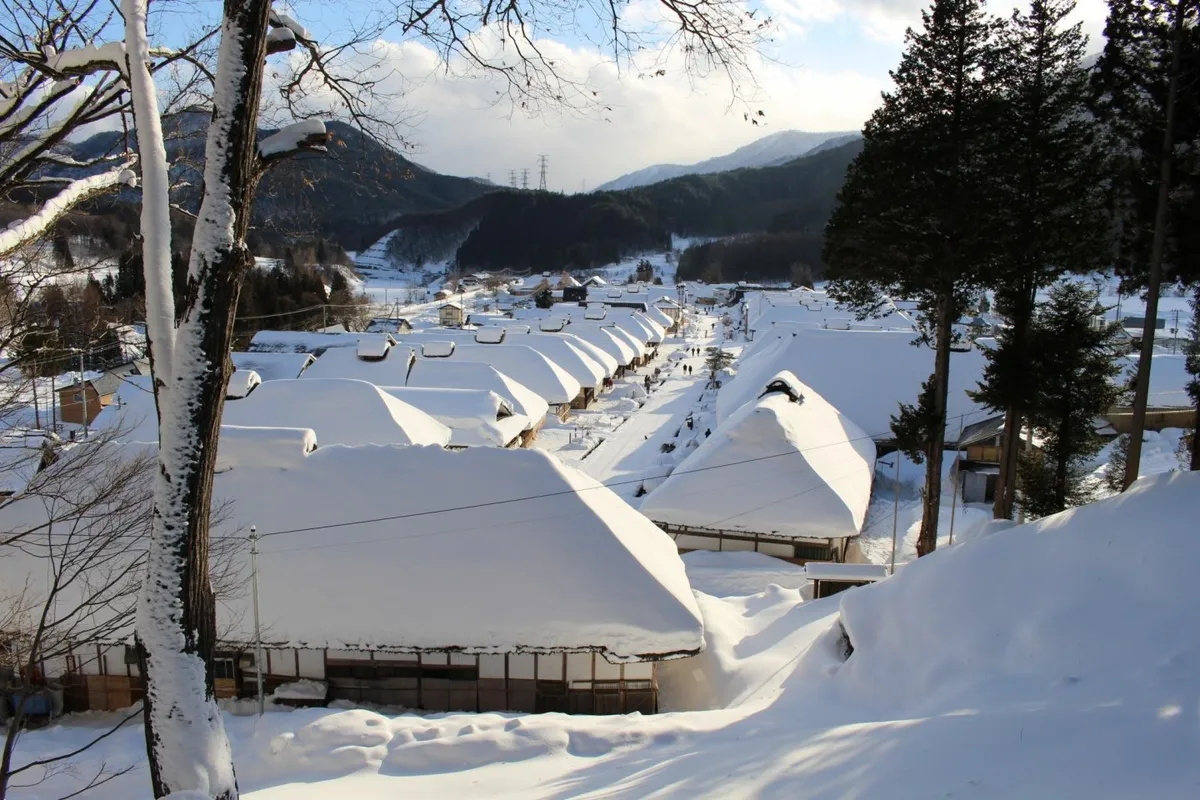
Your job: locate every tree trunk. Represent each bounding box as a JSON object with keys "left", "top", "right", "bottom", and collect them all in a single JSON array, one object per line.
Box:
[
  {"left": 993, "top": 407, "right": 1022, "bottom": 519},
  {"left": 917, "top": 295, "right": 954, "bottom": 557},
  {"left": 136, "top": 1, "right": 273, "bottom": 796},
  {"left": 1124, "top": 2, "right": 1185, "bottom": 491}
]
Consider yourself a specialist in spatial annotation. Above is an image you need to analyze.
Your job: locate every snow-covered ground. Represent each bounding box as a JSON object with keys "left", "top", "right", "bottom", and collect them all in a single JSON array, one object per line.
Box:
[{"left": 14, "top": 472, "right": 1200, "bottom": 798}]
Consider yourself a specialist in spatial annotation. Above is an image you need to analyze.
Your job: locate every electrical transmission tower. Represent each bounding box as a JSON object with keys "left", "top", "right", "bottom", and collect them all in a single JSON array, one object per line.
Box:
[
  {"left": 508, "top": 169, "right": 517, "bottom": 188},
  {"left": 520, "top": 168, "right": 530, "bottom": 190},
  {"left": 537, "top": 154, "right": 548, "bottom": 191}
]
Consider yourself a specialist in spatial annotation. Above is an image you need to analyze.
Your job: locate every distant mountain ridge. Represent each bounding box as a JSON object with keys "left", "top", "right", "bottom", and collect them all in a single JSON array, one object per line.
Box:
[
  {"left": 61, "top": 112, "right": 493, "bottom": 250},
  {"left": 595, "top": 129, "right": 861, "bottom": 192}
]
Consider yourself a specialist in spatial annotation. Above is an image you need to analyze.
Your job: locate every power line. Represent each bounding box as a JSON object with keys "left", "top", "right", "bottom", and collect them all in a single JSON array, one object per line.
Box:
[
  {"left": 537, "top": 154, "right": 548, "bottom": 192},
  {"left": 247, "top": 405, "right": 996, "bottom": 542},
  {"left": 520, "top": 168, "right": 529, "bottom": 190}
]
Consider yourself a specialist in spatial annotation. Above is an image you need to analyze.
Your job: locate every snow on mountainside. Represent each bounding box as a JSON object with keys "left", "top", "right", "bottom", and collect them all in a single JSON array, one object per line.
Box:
[{"left": 595, "top": 129, "right": 860, "bottom": 192}]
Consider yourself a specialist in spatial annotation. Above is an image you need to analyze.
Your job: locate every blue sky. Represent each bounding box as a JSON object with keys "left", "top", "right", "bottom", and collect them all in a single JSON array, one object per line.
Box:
[{"left": 145, "top": 0, "right": 1109, "bottom": 191}]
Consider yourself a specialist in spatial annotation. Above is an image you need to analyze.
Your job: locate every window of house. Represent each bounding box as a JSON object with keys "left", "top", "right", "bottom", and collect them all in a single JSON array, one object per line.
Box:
[
  {"left": 212, "top": 657, "right": 236, "bottom": 680},
  {"left": 73, "top": 393, "right": 83, "bottom": 402}
]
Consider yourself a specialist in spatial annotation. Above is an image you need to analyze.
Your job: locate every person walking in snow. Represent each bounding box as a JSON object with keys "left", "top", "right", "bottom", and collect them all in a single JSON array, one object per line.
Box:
[{"left": 704, "top": 428, "right": 711, "bottom": 438}]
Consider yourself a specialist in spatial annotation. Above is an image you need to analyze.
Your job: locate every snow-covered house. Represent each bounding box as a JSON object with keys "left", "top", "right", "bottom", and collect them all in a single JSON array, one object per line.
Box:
[
  {"left": 381, "top": 388, "right": 527, "bottom": 448},
  {"left": 640, "top": 373, "right": 876, "bottom": 563},
  {"left": 56, "top": 362, "right": 140, "bottom": 426},
  {"left": 438, "top": 300, "right": 465, "bottom": 327},
  {"left": 0, "top": 444, "right": 704, "bottom": 715},
  {"left": 231, "top": 351, "right": 315, "bottom": 382},
  {"left": 247, "top": 330, "right": 396, "bottom": 357},
  {"left": 718, "top": 329, "right": 987, "bottom": 443},
  {"left": 222, "top": 379, "right": 451, "bottom": 447},
  {"left": 403, "top": 360, "right": 549, "bottom": 445},
  {"left": 411, "top": 328, "right": 607, "bottom": 407},
  {"left": 226, "top": 367, "right": 262, "bottom": 399},
  {"left": 298, "top": 341, "right": 416, "bottom": 384},
  {"left": 405, "top": 336, "right": 583, "bottom": 418}
]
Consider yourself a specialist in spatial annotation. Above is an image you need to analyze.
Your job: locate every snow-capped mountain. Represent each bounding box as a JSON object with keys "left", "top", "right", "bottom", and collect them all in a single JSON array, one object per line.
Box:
[{"left": 594, "top": 129, "right": 860, "bottom": 192}]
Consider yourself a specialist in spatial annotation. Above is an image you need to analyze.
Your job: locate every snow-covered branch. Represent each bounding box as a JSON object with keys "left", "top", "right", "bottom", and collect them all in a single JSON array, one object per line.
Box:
[
  {"left": 0, "top": 164, "right": 136, "bottom": 258},
  {"left": 43, "top": 42, "right": 129, "bottom": 77},
  {"left": 257, "top": 118, "right": 328, "bottom": 161}
]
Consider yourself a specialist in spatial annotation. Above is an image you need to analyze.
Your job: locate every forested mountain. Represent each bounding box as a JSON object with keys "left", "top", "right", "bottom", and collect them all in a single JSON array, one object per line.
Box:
[
  {"left": 62, "top": 113, "right": 493, "bottom": 251},
  {"left": 381, "top": 138, "right": 863, "bottom": 273}
]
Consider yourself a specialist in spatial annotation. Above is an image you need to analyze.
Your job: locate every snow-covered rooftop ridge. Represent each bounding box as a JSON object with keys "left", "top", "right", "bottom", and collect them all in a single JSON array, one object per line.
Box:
[
  {"left": 215, "top": 425, "right": 317, "bottom": 471},
  {"left": 298, "top": 344, "right": 416, "bottom": 384},
  {"left": 223, "top": 378, "right": 451, "bottom": 447},
  {"left": 404, "top": 359, "right": 549, "bottom": 427},
  {"left": 213, "top": 445, "right": 703, "bottom": 658},
  {"left": 231, "top": 351, "right": 315, "bottom": 382},
  {"left": 758, "top": 371, "right": 805, "bottom": 403},
  {"left": 803, "top": 561, "right": 888, "bottom": 582},
  {"left": 405, "top": 336, "right": 582, "bottom": 405},
  {"left": 380, "top": 387, "right": 526, "bottom": 448},
  {"left": 226, "top": 367, "right": 262, "bottom": 399},
  {"left": 640, "top": 388, "right": 876, "bottom": 540},
  {"left": 248, "top": 329, "right": 394, "bottom": 355}
]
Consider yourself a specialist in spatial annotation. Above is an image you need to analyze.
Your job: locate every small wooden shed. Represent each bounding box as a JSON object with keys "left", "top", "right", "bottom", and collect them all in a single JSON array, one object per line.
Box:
[{"left": 804, "top": 562, "right": 889, "bottom": 599}]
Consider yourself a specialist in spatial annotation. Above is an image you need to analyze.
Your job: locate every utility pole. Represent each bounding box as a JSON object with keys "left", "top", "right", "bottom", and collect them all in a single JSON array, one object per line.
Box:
[
  {"left": 31, "top": 352, "right": 40, "bottom": 430},
  {"left": 508, "top": 169, "right": 517, "bottom": 188},
  {"left": 537, "top": 155, "right": 548, "bottom": 191},
  {"left": 947, "top": 414, "right": 965, "bottom": 546},
  {"left": 50, "top": 372, "right": 56, "bottom": 431},
  {"left": 521, "top": 168, "right": 529, "bottom": 190},
  {"left": 79, "top": 349, "right": 88, "bottom": 437},
  {"left": 250, "top": 525, "right": 265, "bottom": 716}
]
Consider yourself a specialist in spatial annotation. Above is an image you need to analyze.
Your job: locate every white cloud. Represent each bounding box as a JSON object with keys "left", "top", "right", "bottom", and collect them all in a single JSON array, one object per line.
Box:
[{"left": 306, "top": 33, "right": 885, "bottom": 192}]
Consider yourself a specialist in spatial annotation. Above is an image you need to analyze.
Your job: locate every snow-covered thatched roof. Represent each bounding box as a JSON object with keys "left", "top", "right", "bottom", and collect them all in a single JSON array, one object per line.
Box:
[
  {"left": 558, "top": 323, "right": 638, "bottom": 366},
  {"left": 381, "top": 387, "right": 527, "bottom": 448},
  {"left": 223, "top": 378, "right": 451, "bottom": 447},
  {"left": 0, "top": 443, "right": 705, "bottom": 660},
  {"left": 718, "top": 329, "right": 988, "bottom": 437},
  {"left": 404, "top": 336, "right": 582, "bottom": 405},
  {"left": 404, "top": 360, "right": 549, "bottom": 429},
  {"left": 231, "top": 351, "right": 315, "bottom": 382},
  {"left": 247, "top": 330, "right": 395, "bottom": 356},
  {"left": 298, "top": 344, "right": 416, "bottom": 384},
  {"left": 219, "top": 445, "right": 704, "bottom": 658},
  {"left": 226, "top": 368, "right": 262, "bottom": 399},
  {"left": 640, "top": 381, "right": 876, "bottom": 540}
]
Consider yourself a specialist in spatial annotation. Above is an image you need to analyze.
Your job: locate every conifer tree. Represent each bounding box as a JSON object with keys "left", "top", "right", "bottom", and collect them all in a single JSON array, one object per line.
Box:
[
  {"left": 1090, "top": 0, "right": 1200, "bottom": 488},
  {"left": 824, "top": 0, "right": 1001, "bottom": 556},
  {"left": 976, "top": 0, "right": 1108, "bottom": 520},
  {"left": 1017, "top": 282, "right": 1123, "bottom": 517}
]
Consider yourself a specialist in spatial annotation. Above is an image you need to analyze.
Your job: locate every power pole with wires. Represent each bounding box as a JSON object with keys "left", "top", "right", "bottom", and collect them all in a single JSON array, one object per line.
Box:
[
  {"left": 521, "top": 168, "right": 529, "bottom": 190},
  {"left": 537, "top": 154, "right": 548, "bottom": 191},
  {"left": 508, "top": 169, "right": 517, "bottom": 188}
]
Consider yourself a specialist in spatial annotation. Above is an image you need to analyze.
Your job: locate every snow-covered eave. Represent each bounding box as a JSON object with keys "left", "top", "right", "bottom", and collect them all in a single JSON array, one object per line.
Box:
[
  {"left": 215, "top": 638, "right": 701, "bottom": 664},
  {"left": 654, "top": 520, "right": 855, "bottom": 544}
]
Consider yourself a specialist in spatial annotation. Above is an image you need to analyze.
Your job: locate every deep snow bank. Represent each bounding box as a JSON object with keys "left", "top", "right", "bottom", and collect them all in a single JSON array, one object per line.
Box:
[{"left": 835, "top": 470, "right": 1200, "bottom": 711}]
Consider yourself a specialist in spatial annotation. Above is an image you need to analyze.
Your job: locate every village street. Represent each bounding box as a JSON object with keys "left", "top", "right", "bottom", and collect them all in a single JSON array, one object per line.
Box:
[{"left": 573, "top": 313, "right": 728, "bottom": 502}]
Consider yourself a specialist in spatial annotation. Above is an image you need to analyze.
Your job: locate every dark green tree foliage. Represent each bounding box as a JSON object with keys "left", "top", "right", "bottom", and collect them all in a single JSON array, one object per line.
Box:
[
  {"left": 534, "top": 285, "right": 554, "bottom": 308},
  {"left": 823, "top": 0, "right": 1000, "bottom": 557},
  {"left": 703, "top": 346, "right": 736, "bottom": 386},
  {"left": 980, "top": 0, "right": 1108, "bottom": 519},
  {"left": 1090, "top": 0, "right": 1200, "bottom": 486},
  {"left": 892, "top": 377, "right": 941, "bottom": 464},
  {"left": 1091, "top": 0, "right": 1200, "bottom": 291},
  {"left": 1016, "top": 282, "right": 1123, "bottom": 518},
  {"left": 676, "top": 232, "right": 825, "bottom": 284}
]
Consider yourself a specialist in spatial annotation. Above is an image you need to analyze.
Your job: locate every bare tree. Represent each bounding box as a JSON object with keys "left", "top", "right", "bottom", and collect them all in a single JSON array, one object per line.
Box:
[{"left": 117, "top": 1, "right": 771, "bottom": 796}]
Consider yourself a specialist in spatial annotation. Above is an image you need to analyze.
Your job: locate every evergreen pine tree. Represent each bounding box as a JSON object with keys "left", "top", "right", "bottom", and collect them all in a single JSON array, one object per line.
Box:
[
  {"left": 823, "top": 0, "right": 1002, "bottom": 556},
  {"left": 703, "top": 346, "right": 735, "bottom": 387},
  {"left": 1017, "top": 282, "right": 1123, "bottom": 517},
  {"left": 1090, "top": 0, "right": 1200, "bottom": 487},
  {"left": 977, "top": 0, "right": 1108, "bottom": 520}
]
